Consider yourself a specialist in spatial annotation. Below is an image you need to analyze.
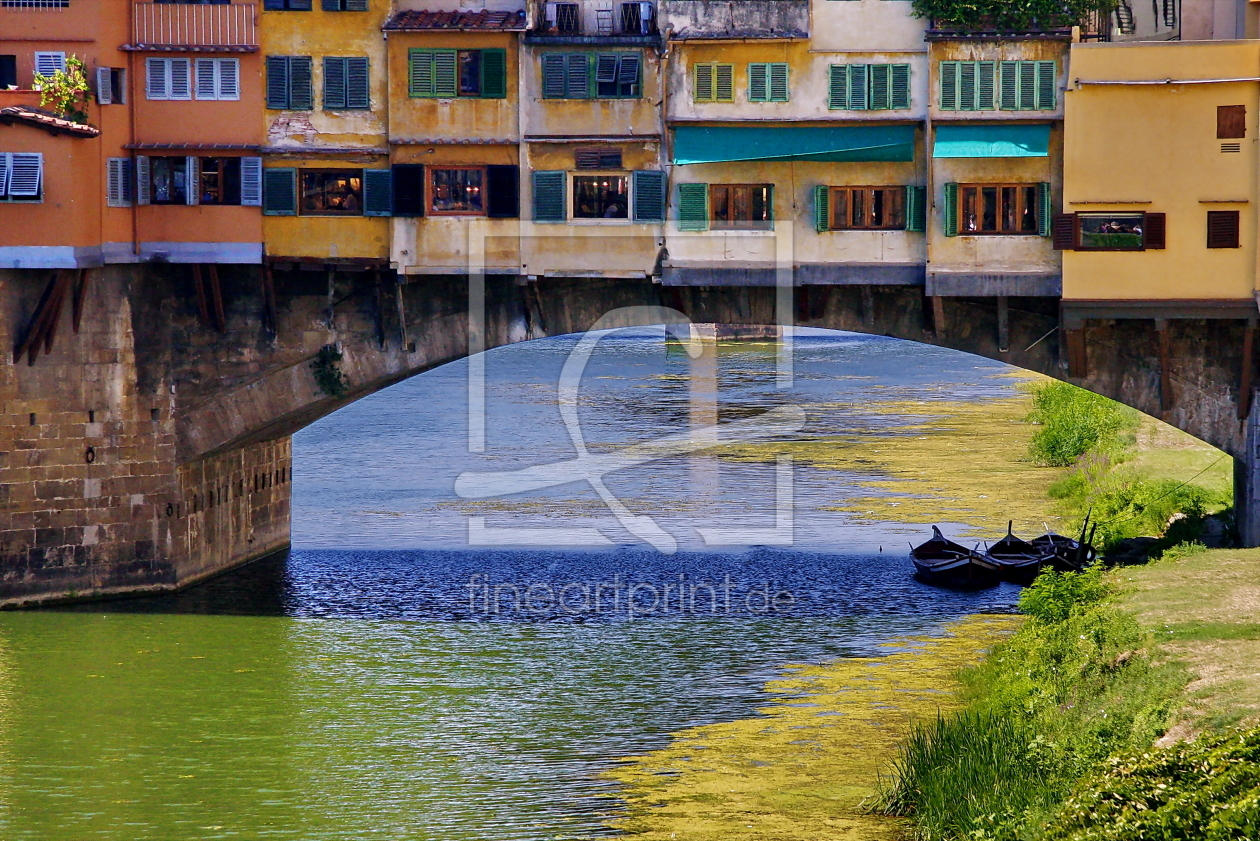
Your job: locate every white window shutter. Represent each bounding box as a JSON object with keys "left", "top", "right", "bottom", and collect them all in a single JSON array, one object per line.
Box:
[
  {"left": 170, "top": 59, "right": 191, "bottom": 100},
  {"left": 186, "top": 156, "right": 200, "bottom": 205},
  {"left": 34, "top": 52, "right": 66, "bottom": 77},
  {"left": 135, "top": 156, "right": 151, "bottom": 205},
  {"left": 195, "top": 58, "right": 217, "bottom": 100},
  {"left": 147, "top": 58, "right": 167, "bottom": 100},
  {"left": 8, "top": 153, "right": 42, "bottom": 197},
  {"left": 107, "top": 157, "right": 134, "bottom": 207},
  {"left": 219, "top": 59, "right": 239, "bottom": 100},
  {"left": 239, "top": 157, "right": 263, "bottom": 206},
  {"left": 96, "top": 67, "right": 113, "bottom": 105},
  {"left": 0, "top": 153, "right": 10, "bottom": 198}
]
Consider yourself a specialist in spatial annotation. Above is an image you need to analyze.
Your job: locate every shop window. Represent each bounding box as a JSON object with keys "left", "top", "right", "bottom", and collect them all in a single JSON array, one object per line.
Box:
[
  {"left": 573, "top": 174, "right": 628, "bottom": 219},
  {"left": 429, "top": 167, "right": 486, "bottom": 215},
  {"left": 300, "top": 169, "right": 363, "bottom": 215}
]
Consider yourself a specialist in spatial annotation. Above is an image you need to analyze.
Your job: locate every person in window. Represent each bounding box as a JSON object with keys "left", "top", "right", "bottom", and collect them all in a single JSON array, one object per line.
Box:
[{"left": 341, "top": 190, "right": 359, "bottom": 213}]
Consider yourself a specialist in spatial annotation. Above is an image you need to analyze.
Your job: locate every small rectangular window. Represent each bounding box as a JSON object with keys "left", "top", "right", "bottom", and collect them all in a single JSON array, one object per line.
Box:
[
  {"left": 575, "top": 147, "right": 622, "bottom": 170},
  {"left": 1217, "top": 105, "right": 1247, "bottom": 139},
  {"left": 197, "top": 157, "right": 242, "bottom": 205},
  {"left": 829, "top": 186, "right": 906, "bottom": 230},
  {"left": 1207, "top": 210, "right": 1241, "bottom": 249},
  {"left": 300, "top": 169, "right": 363, "bottom": 215},
  {"left": 957, "top": 183, "right": 1039, "bottom": 234},
  {"left": 195, "top": 58, "right": 239, "bottom": 101},
  {"left": 428, "top": 166, "right": 486, "bottom": 215},
  {"left": 33, "top": 51, "right": 66, "bottom": 81},
  {"left": 147, "top": 57, "right": 191, "bottom": 100},
  {"left": 147, "top": 156, "right": 188, "bottom": 204},
  {"left": 1077, "top": 212, "right": 1146, "bottom": 250},
  {"left": 573, "top": 174, "right": 628, "bottom": 219},
  {"left": 0, "top": 56, "right": 16, "bottom": 90},
  {"left": 692, "top": 62, "right": 733, "bottom": 103},
  {"left": 711, "top": 184, "right": 772, "bottom": 230}
]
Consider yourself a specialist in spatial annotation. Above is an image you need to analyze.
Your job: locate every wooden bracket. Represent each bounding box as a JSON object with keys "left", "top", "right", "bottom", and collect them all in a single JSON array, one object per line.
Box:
[
  {"left": 1065, "top": 328, "right": 1088, "bottom": 378},
  {"left": 996, "top": 296, "right": 1009, "bottom": 353},
  {"left": 12, "top": 270, "right": 73, "bottom": 365},
  {"left": 1241, "top": 319, "right": 1256, "bottom": 419},
  {"left": 71, "top": 268, "right": 89, "bottom": 333},
  {"left": 1156, "top": 318, "right": 1172, "bottom": 412},
  {"left": 261, "top": 266, "right": 278, "bottom": 340},
  {"left": 861, "top": 286, "right": 875, "bottom": 328},
  {"left": 930, "top": 295, "right": 947, "bottom": 339},
  {"left": 207, "top": 265, "right": 226, "bottom": 332}
]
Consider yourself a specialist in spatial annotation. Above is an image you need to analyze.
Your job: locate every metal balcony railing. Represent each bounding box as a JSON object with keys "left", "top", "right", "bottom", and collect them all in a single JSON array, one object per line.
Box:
[
  {"left": 530, "top": 0, "right": 657, "bottom": 37},
  {"left": 131, "top": 2, "right": 258, "bottom": 51}
]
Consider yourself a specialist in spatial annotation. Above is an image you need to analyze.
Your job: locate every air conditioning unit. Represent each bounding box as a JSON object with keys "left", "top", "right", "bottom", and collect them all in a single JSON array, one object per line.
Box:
[
  {"left": 546, "top": 2, "right": 581, "bottom": 33},
  {"left": 619, "top": 1, "right": 653, "bottom": 34}
]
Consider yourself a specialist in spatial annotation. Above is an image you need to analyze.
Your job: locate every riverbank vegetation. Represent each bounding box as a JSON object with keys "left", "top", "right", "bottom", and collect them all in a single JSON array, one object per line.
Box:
[{"left": 878, "top": 547, "right": 1260, "bottom": 840}]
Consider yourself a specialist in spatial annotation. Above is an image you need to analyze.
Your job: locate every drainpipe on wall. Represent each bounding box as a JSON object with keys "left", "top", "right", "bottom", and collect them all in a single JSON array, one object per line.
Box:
[{"left": 128, "top": 0, "right": 139, "bottom": 257}]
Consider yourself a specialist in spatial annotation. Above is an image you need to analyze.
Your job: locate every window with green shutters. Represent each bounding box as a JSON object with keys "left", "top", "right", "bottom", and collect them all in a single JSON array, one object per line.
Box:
[
  {"left": 409, "top": 49, "right": 507, "bottom": 98},
  {"left": 748, "top": 63, "right": 788, "bottom": 102},
  {"left": 939, "top": 61, "right": 995, "bottom": 111},
  {"left": 677, "top": 183, "right": 709, "bottom": 231},
  {"left": 541, "top": 52, "right": 641, "bottom": 99},
  {"left": 322, "top": 0, "right": 367, "bottom": 9},
  {"left": 677, "top": 183, "right": 773, "bottom": 230},
  {"left": 944, "top": 182, "right": 1053, "bottom": 235},
  {"left": 262, "top": 167, "right": 297, "bottom": 215},
  {"left": 362, "top": 168, "right": 392, "bottom": 216},
  {"left": 998, "top": 60, "right": 1057, "bottom": 110},
  {"left": 323, "top": 57, "right": 369, "bottom": 110},
  {"left": 815, "top": 185, "right": 917, "bottom": 232},
  {"left": 828, "top": 63, "right": 910, "bottom": 110},
  {"left": 693, "top": 63, "right": 734, "bottom": 103},
  {"left": 532, "top": 171, "right": 566, "bottom": 221},
  {"left": 266, "top": 55, "right": 312, "bottom": 110}
]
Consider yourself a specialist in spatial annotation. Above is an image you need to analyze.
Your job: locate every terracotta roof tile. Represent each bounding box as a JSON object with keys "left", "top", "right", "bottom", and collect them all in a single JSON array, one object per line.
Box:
[
  {"left": 0, "top": 106, "right": 100, "bottom": 138},
  {"left": 384, "top": 9, "right": 527, "bottom": 31}
]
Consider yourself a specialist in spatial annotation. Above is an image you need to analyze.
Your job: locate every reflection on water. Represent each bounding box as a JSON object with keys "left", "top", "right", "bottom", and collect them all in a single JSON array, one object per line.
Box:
[{"left": 0, "top": 332, "right": 1031, "bottom": 839}]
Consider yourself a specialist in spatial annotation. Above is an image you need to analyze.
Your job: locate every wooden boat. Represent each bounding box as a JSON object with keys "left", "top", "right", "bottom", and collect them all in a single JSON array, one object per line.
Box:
[
  {"left": 1031, "top": 521, "right": 1098, "bottom": 572},
  {"left": 985, "top": 522, "right": 1056, "bottom": 584},
  {"left": 910, "top": 526, "right": 1000, "bottom": 588}
]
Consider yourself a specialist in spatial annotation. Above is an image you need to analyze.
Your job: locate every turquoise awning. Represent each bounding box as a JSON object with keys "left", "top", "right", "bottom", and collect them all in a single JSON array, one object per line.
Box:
[
  {"left": 671, "top": 125, "right": 916, "bottom": 165},
  {"left": 932, "top": 124, "right": 1051, "bottom": 158}
]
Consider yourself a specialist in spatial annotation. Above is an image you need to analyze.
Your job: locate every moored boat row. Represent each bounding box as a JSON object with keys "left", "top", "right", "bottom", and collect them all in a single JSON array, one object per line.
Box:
[{"left": 910, "top": 520, "right": 1097, "bottom": 588}]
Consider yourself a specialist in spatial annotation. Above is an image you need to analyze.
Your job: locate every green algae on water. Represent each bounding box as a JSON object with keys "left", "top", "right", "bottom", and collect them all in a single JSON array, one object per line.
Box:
[{"left": 606, "top": 615, "right": 1022, "bottom": 841}]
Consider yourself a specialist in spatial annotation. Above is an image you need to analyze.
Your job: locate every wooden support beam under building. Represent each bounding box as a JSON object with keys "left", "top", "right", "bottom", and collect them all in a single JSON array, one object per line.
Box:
[
  {"left": 71, "top": 268, "right": 89, "bottom": 333},
  {"left": 206, "top": 265, "right": 226, "bottom": 333},
  {"left": 372, "top": 270, "right": 386, "bottom": 350},
  {"left": 1064, "top": 328, "right": 1088, "bottom": 378},
  {"left": 861, "top": 286, "right": 875, "bottom": 328},
  {"left": 1156, "top": 319, "right": 1173, "bottom": 412},
  {"left": 191, "top": 265, "right": 210, "bottom": 328},
  {"left": 996, "top": 296, "right": 1009, "bottom": 353},
  {"left": 395, "top": 277, "right": 409, "bottom": 351},
  {"left": 1241, "top": 319, "right": 1256, "bottom": 419},
  {"left": 13, "top": 270, "right": 73, "bottom": 365},
  {"left": 261, "top": 266, "right": 278, "bottom": 339},
  {"left": 930, "top": 295, "right": 947, "bottom": 339}
]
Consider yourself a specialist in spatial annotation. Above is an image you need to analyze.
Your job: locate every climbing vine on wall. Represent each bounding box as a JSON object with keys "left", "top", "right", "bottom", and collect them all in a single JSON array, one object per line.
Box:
[
  {"left": 911, "top": 0, "right": 1115, "bottom": 31},
  {"left": 33, "top": 55, "right": 90, "bottom": 124},
  {"left": 311, "top": 345, "right": 349, "bottom": 399}
]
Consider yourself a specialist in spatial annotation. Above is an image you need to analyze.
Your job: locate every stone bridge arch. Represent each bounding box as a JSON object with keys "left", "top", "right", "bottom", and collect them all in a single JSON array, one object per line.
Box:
[{"left": 1, "top": 265, "right": 1254, "bottom": 605}]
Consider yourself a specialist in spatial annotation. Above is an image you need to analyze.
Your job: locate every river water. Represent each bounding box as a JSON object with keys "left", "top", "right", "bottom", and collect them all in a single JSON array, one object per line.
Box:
[{"left": 1, "top": 331, "right": 1027, "bottom": 840}]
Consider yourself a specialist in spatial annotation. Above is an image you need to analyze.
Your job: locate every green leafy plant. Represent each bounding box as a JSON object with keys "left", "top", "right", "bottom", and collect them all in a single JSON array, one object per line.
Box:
[
  {"left": 33, "top": 55, "right": 90, "bottom": 124},
  {"left": 911, "top": 0, "right": 1116, "bottom": 31},
  {"left": 311, "top": 345, "right": 349, "bottom": 399},
  {"left": 1025, "top": 381, "right": 1139, "bottom": 467}
]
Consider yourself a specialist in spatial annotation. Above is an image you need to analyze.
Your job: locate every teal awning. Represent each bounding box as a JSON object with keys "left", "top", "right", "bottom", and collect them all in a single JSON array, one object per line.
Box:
[
  {"left": 932, "top": 124, "right": 1051, "bottom": 158},
  {"left": 671, "top": 125, "right": 916, "bottom": 165}
]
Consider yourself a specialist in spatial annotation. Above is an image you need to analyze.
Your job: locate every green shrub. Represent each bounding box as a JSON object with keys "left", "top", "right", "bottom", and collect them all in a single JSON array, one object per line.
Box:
[
  {"left": 1018, "top": 567, "right": 1112, "bottom": 623},
  {"left": 911, "top": 0, "right": 1115, "bottom": 31},
  {"left": 1025, "top": 382, "right": 1139, "bottom": 467}
]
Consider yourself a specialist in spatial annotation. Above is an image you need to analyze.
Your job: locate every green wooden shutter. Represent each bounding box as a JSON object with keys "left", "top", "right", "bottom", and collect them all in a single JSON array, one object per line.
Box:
[
  {"left": 677, "top": 183, "right": 708, "bottom": 231},
  {"left": 942, "top": 182, "right": 959, "bottom": 237},
  {"left": 323, "top": 56, "right": 346, "bottom": 109},
  {"left": 847, "top": 64, "right": 868, "bottom": 110},
  {"left": 1037, "top": 182, "right": 1052, "bottom": 237},
  {"left": 869, "top": 64, "right": 890, "bottom": 110},
  {"left": 905, "top": 185, "right": 927, "bottom": 232},
  {"left": 1035, "top": 60, "right": 1057, "bottom": 110},
  {"left": 409, "top": 49, "right": 433, "bottom": 97},
  {"left": 748, "top": 63, "right": 768, "bottom": 102},
  {"left": 346, "top": 57, "right": 369, "bottom": 108},
  {"left": 828, "top": 65, "right": 848, "bottom": 109},
  {"left": 939, "top": 61, "right": 958, "bottom": 110},
  {"left": 1017, "top": 60, "right": 1036, "bottom": 110},
  {"left": 999, "top": 60, "right": 1018, "bottom": 110},
  {"left": 814, "top": 184, "right": 830, "bottom": 233},
  {"left": 433, "top": 50, "right": 457, "bottom": 97},
  {"left": 768, "top": 63, "right": 789, "bottom": 102},
  {"left": 479, "top": 49, "right": 507, "bottom": 98},
  {"left": 266, "top": 56, "right": 290, "bottom": 108},
  {"left": 263, "top": 167, "right": 297, "bottom": 215},
  {"left": 541, "top": 54, "right": 566, "bottom": 98},
  {"left": 532, "top": 170, "right": 565, "bottom": 221},
  {"left": 959, "top": 61, "right": 976, "bottom": 111},
  {"left": 765, "top": 185, "right": 775, "bottom": 224},
  {"left": 693, "top": 63, "right": 714, "bottom": 102},
  {"left": 346, "top": 0, "right": 368, "bottom": 9},
  {"left": 566, "top": 53, "right": 590, "bottom": 99},
  {"left": 890, "top": 64, "right": 910, "bottom": 109},
  {"left": 363, "top": 168, "right": 392, "bottom": 216},
  {"left": 289, "top": 56, "right": 313, "bottom": 109},
  {"left": 633, "top": 170, "right": 666, "bottom": 223},
  {"left": 715, "top": 64, "right": 733, "bottom": 102},
  {"left": 976, "top": 61, "right": 995, "bottom": 110}
]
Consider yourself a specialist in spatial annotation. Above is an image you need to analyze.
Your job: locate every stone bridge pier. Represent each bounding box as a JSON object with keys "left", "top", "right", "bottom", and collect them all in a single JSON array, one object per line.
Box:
[{"left": 1, "top": 265, "right": 1257, "bottom": 605}]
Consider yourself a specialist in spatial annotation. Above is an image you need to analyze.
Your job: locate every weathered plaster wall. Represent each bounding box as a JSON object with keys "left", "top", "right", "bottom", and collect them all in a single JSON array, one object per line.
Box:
[{"left": 809, "top": 0, "right": 926, "bottom": 53}]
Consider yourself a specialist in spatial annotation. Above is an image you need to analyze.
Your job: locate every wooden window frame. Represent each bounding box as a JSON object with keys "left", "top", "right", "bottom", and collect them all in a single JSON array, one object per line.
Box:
[
  {"left": 1075, "top": 211, "right": 1147, "bottom": 251},
  {"left": 710, "top": 183, "right": 773, "bottom": 230},
  {"left": 1218, "top": 105, "right": 1247, "bottom": 139},
  {"left": 426, "top": 165, "right": 488, "bottom": 216},
  {"left": 956, "top": 183, "right": 1040, "bottom": 235},
  {"left": 298, "top": 168, "right": 364, "bottom": 216},
  {"left": 828, "top": 186, "right": 906, "bottom": 231},
  {"left": 571, "top": 172, "right": 630, "bottom": 220}
]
